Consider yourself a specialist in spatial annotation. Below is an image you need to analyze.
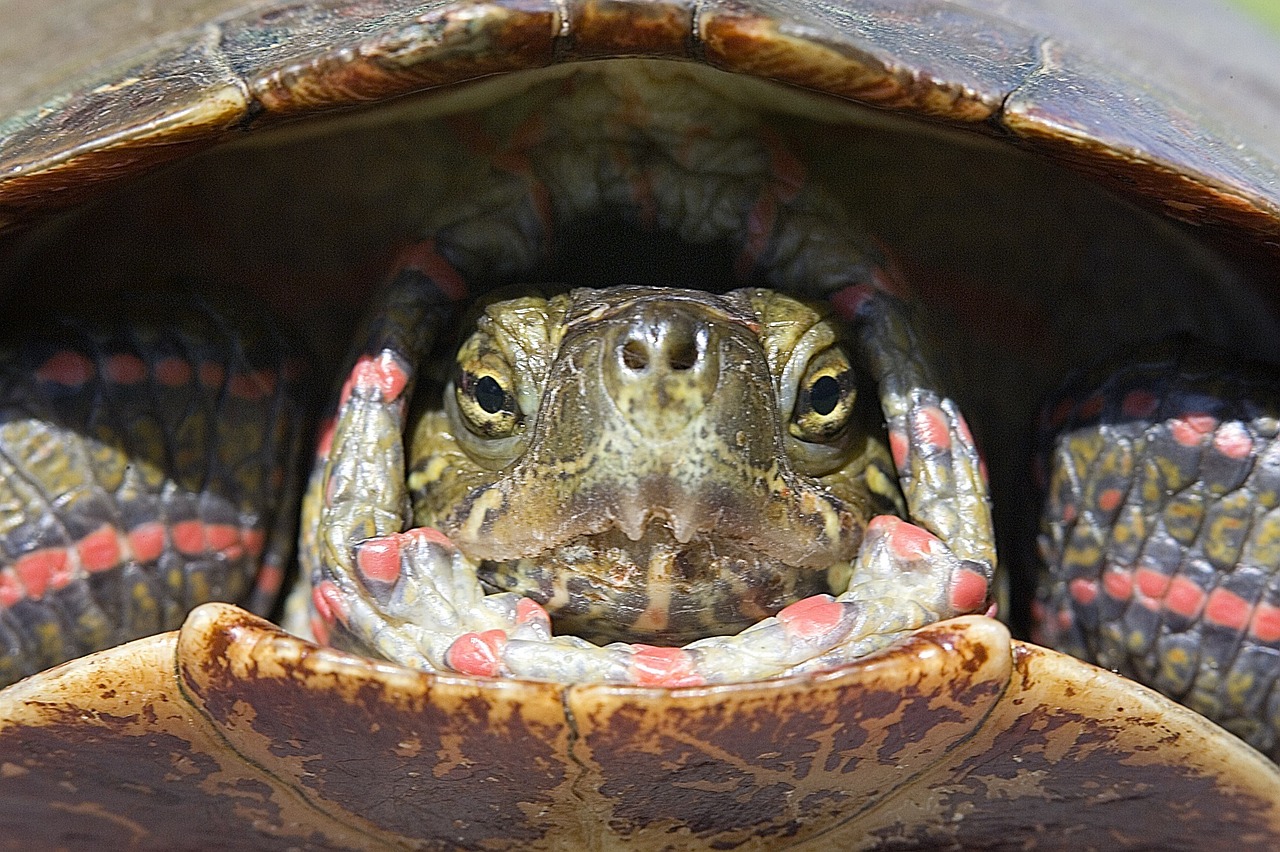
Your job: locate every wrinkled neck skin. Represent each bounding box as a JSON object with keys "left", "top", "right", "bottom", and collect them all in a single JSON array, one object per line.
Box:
[{"left": 398, "top": 66, "right": 905, "bottom": 645}]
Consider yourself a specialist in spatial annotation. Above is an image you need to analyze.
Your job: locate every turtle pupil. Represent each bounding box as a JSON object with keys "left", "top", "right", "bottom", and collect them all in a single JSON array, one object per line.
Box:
[
  {"left": 810, "top": 375, "right": 841, "bottom": 416},
  {"left": 475, "top": 376, "right": 506, "bottom": 414}
]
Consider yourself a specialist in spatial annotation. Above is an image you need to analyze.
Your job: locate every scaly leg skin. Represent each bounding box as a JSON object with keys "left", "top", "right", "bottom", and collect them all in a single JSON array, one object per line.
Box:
[
  {"left": 1036, "top": 336, "right": 1280, "bottom": 759},
  {"left": 0, "top": 290, "right": 305, "bottom": 687},
  {"left": 310, "top": 260, "right": 992, "bottom": 685}
]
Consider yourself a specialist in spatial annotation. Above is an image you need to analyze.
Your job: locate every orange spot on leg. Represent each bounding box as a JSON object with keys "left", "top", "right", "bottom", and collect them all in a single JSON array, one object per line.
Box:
[
  {"left": 777, "top": 595, "right": 844, "bottom": 639},
  {"left": 949, "top": 567, "right": 989, "bottom": 613},
  {"left": 127, "top": 522, "right": 166, "bottom": 563},
  {"left": 356, "top": 535, "right": 403, "bottom": 584},
  {"left": 1069, "top": 577, "right": 1098, "bottom": 606},
  {"left": 1164, "top": 576, "right": 1207, "bottom": 619},
  {"left": 628, "top": 645, "right": 705, "bottom": 688},
  {"left": 1205, "top": 587, "right": 1251, "bottom": 631},
  {"left": 446, "top": 630, "right": 508, "bottom": 678},
  {"left": 14, "top": 548, "right": 69, "bottom": 598},
  {"left": 77, "top": 525, "right": 121, "bottom": 573},
  {"left": 36, "top": 351, "right": 95, "bottom": 386}
]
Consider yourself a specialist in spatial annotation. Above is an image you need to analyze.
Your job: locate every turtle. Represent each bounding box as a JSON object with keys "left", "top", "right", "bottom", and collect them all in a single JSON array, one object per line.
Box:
[{"left": 0, "top": 0, "right": 1279, "bottom": 849}]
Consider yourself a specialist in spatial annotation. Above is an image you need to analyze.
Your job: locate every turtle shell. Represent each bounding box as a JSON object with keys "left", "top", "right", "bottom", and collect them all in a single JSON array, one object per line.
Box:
[{"left": 2, "top": 1, "right": 1280, "bottom": 849}]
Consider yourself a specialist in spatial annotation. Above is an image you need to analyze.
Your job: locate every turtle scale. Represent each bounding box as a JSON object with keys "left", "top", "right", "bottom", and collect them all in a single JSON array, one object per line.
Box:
[{"left": 3, "top": 0, "right": 1280, "bottom": 848}]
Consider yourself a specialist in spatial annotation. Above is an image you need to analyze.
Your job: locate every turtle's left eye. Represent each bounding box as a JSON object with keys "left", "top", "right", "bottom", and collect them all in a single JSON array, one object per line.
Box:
[
  {"left": 790, "top": 347, "right": 856, "bottom": 443},
  {"left": 456, "top": 368, "right": 522, "bottom": 437}
]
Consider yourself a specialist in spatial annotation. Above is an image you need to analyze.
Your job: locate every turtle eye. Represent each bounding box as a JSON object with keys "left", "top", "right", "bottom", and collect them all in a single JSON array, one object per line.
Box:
[
  {"left": 456, "top": 368, "right": 521, "bottom": 437},
  {"left": 790, "top": 347, "right": 856, "bottom": 443}
]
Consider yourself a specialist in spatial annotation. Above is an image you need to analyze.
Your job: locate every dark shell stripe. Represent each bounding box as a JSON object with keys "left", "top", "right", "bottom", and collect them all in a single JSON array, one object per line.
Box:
[
  {"left": 0, "top": 292, "right": 304, "bottom": 686},
  {"left": 305, "top": 72, "right": 995, "bottom": 685},
  {"left": 1037, "top": 336, "right": 1280, "bottom": 759}
]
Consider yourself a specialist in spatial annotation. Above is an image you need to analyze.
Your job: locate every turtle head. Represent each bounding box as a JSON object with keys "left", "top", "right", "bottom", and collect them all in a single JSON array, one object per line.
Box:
[{"left": 408, "top": 286, "right": 901, "bottom": 644}]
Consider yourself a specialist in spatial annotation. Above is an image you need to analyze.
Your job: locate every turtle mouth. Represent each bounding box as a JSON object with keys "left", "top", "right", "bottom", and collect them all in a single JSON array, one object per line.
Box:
[{"left": 476, "top": 523, "right": 837, "bottom": 645}]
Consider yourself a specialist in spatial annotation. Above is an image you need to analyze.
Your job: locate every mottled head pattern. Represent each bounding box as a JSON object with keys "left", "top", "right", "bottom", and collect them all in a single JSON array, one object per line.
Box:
[{"left": 408, "top": 286, "right": 901, "bottom": 644}]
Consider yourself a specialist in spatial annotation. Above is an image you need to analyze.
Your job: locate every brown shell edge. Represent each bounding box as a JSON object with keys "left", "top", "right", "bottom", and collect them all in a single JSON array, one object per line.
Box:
[
  {"left": 1, "top": 602, "right": 1277, "bottom": 849},
  {"left": 1, "top": 0, "right": 1278, "bottom": 253}
]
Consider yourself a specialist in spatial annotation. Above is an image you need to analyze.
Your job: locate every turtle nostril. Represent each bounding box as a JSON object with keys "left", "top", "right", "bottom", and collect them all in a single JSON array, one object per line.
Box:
[
  {"left": 622, "top": 339, "right": 650, "bottom": 371},
  {"left": 668, "top": 337, "right": 699, "bottom": 371}
]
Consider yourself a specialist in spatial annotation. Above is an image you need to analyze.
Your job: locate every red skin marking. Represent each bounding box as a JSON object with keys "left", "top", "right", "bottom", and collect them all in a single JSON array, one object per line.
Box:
[
  {"left": 876, "top": 516, "right": 940, "bottom": 562},
  {"left": 777, "top": 595, "right": 845, "bottom": 639},
  {"left": 1212, "top": 422, "right": 1253, "bottom": 460},
  {"left": 254, "top": 563, "right": 284, "bottom": 599},
  {"left": 628, "top": 645, "right": 706, "bottom": 688},
  {"left": 1121, "top": 390, "right": 1160, "bottom": 419},
  {"left": 611, "top": 142, "right": 657, "bottom": 231},
  {"left": 949, "top": 567, "right": 989, "bottom": 613},
  {"left": 127, "top": 522, "right": 166, "bottom": 563},
  {"left": 356, "top": 535, "right": 403, "bottom": 584},
  {"left": 1249, "top": 602, "right": 1280, "bottom": 644},
  {"left": 341, "top": 352, "right": 410, "bottom": 406},
  {"left": 77, "top": 525, "right": 121, "bottom": 573},
  {"left": 36, "top": 351, "right": 95, "bottom": 387},
  {"left": 516, "top": 597, "right": 550, "bottom": 628},
  {"left": 888, "top": 428, "right": 909, "bottom": 471},
  {"left": 1097, "top": 488, "right": 1124, "bottom": 513},
  {"left": 312, "top": 580, "right": 348, "bottom": 625},
  {"left": 14, "top": 548, "right": 69, "bottom": 598},
  {"left": 830, "top": 284, "right": 874, "bottom": 322},
  {"left": 867, "top": 239, "right": 912, "bottom": 299},
  {"left": 1134, "top": 567, "right": 1171, "bottom": 599},
  {"left": 205, "top": 524, "right": 240, "bottom": 553},
  {"left": 199, "top": 361, "right": 226, "bottom": 389},
  {"left": 1060, "top": 502, "right": 1078, "bottom": 524},
  {"left": 242, "top": 527, "right": 267, "bottom": 557},
  {"left": 1056, "top": 608, "right": 1073, "bottom": 631},
  {"left": 1204, "top": 587, "right": 1251, "bottom": 631},
  {"left": 403, "top": 527, "right": 457, "bottom": 550},
  {"left": 310, "top": 614, "right": 330, "bottom": 646},
  {"left": 1077, "top": 394, "right": 1105, "bottom": 421},
  {"left": 1102, "top": 567, "right": 1133, "bottom": 601},
  {"left": 1047, "top": 397, "right": 1074, "bottom": 430},
  {"left": 1069, "top": 577, "right": 1098, "bottom": 606},
  {"left": 391, "top": 240, "right": 469, "bottom": 303},
  {"left": 732, "top": 127, "right": 815, "bottom": 280},
  {"left": 315, "top": 416, "right": 337, "bottom": 459},
  {"left": 0, "top": 571, "right": 23, "bottom": 608},
  {"left": 735, "top": 193, "right": 777, "bottom": 281},
  {"left": 1170, "top": 412, "right": 1216, "bottom": 447},
  {"left": 154, "top": 357, "right": 192, "bottom": 386},
  {"left": 1165, "top": 575, "right": 1207, "bottom": 619},
  {"left": 911, "top": 405, "right": 952, "bottom": 452},
  {"left": 104, "top": 353, "right": 146, "bottom": 385},
  {"left": 228, "top": 370, "right": 276, "bottom": 401},
  {"left": 446, "top": 629, "right": 509, "bottom": 678},
  {"left": 760, "top": 127, "right": 806, "bottom": 203},
  {"left": 172, "top": 520, "right": 206, "bottom": 555}
]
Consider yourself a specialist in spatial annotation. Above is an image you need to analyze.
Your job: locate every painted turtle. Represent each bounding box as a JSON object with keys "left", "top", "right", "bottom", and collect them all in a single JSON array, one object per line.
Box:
[{"left": 1, "top": 0, "right": 1280, "bottom": 848}]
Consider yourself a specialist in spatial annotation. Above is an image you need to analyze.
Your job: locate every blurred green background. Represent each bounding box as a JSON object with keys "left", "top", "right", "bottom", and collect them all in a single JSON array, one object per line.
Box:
[{"left": 1233, "top": 0, "right": 1280, "bottom": 31}]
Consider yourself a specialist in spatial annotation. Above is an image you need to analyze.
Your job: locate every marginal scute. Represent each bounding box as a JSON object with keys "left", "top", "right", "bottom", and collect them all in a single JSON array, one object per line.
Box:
[{"left": 1, "top": 606, "right": 1276, "bottom": 847}]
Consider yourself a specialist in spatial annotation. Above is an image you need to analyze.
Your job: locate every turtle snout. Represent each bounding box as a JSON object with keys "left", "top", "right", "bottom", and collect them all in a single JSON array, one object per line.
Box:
[
  {"left": 603, "top": 305, "right": 720, "bottom": 434},
  {"left": 616, "top": 308, "right": 707, "bottom": 374}
]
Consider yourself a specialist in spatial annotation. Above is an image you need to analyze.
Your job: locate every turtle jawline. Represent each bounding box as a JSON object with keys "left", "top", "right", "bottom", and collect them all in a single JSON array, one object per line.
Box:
[{"left": 474, "top": 523, "right": 833, "bottom": 646}]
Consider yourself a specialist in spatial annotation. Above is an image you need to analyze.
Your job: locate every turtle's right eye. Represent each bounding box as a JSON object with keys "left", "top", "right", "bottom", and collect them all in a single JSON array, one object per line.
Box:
[{"left": 456, "top": 368, "right": 521, "bottom": 437}]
